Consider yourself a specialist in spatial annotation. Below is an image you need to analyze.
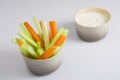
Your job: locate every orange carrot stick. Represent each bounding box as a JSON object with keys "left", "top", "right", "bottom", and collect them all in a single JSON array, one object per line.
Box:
[
  {"left": 24, "top": 21, "right": 44, "bottom": 48},
  {"left": 38, "top": 46, "right": 57, "bottom": 60},
  {"left": 49, "top": 21, "right": 57, "bottom": 40},
  {"left": 54, "top": 34, "right": 66, "bottom": 46}
]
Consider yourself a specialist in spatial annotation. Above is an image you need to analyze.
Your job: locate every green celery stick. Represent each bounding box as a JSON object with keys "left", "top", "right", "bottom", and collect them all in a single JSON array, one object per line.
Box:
[
  {"left": 62, "top": 29, "right": 69, "bottom": 36},
  {"left": 41, "top": 21, "right": 50, "bottom": 50},
  {"left": 18, "top": 40, "right": 36, "bottom": 59},
  {"left": 12, "top": 38, "right": 27, "bottom": 45},
  {"left": 49, "top": 27, "right": 64, "bottom": 48},
  {"left": 36, "top": 42, "right": 44, "bottom": 56},
  {"left": 18, "top": 31, "right": 37, "bottom": 48},
  {"left": 19, "top": 43, "right": 30, "bottom": 56},
  {"left": 12, "top": 38, "right": 18, "bottom": 44},
  {"left": 16, "top": 40, "right": 27, "bottom": 56},
  {"left": 32, "top": 17, "right": 43, "bottom": 38},
  {"left": 27, "top": 45, "right": 39, "bottom": 58},
  {"left": 19, "top": 23, "right": 32, "bottom": 39},
  {"left": 52, "top": 43, "right": 65, "bottom": 56},
  {"left": 20, "top": 38, "right": 27, "bottom": 44}
]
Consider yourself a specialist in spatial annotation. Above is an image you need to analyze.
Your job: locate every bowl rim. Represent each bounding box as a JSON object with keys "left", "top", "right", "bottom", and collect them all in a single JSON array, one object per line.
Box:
[
  {"left": 73, "top": 7, "right": 111, "bottom": 28},
  {"left": 22, "top": 52, "right": 62, "bottom": 62}
]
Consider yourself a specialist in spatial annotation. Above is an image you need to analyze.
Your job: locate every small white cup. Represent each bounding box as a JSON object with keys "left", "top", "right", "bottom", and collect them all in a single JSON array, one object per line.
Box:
[
  {"left": 74, "top": 8, "right": 111, "bottom": 42},
  {"left": 22, "top": 53, "right": 62, "bottom": 75}
]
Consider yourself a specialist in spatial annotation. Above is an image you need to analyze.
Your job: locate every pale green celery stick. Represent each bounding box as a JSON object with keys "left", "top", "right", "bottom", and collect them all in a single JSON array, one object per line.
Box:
[
  {"left": 41, "top": 21, "right": 50, "bottom": 50},
  {"left": 32, "top": 17, "right": 43, "bottom": 38},
  {"left": 19, "top": 23, "right": 32, "bottom": 39},
  {"left": 20, "top": 38, "right": 27, "bottom": 44},
  {"left": 49, "top": 27, "right": 64, "bottom": 48},
  {"left": 36, "top": 42, "right": 44, "bottom": 56},
  {"left": 50, "top": 28, "right": 69, "bottom": 57},
  {"left": 18, "top": 31, "right": 37, "bottom": 48},
  {"left": 51, "top": 43, "right": 65, "bottom": 56},
  {"left": 12, "top": 38, "right": 18, "bottom": 44},
  {"left": 12, "top": 38, "right": 28, "bottom": 45},
  {"left": 19, "top": 44, "right": 30, "bottom": 57},
  {"left": 27, "top": 45, "right": 39, "bottom": 58},
  {"left": 62, "top": 29, "right": 69, "bottom": 36},
  {"left": 18, "top": 40, "right": 36, "bottom": 59},
  {"left": 12, "top": 38, "right": 22, "bottom": 43}
]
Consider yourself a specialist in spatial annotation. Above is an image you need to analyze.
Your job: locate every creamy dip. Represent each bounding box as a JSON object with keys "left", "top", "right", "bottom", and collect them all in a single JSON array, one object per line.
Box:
[{"left": 77, "top": 12, "right": 107, "bottom": 27}]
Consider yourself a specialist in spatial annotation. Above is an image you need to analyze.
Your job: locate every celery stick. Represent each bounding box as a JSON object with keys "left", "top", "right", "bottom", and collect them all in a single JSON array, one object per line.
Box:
[
  {"left": 37, "top": 48, "right": 44, "bottom": 56},
  {"left": 51, "top": 28, "right": 69, "bottom": 56},
  {"left": 19, "top": 44, "right": 29, "bottom": 56},
  {"left": 18, "top": 31, "right": 37, "bottom": 48},
  {"left": 36, "top": 42, "right": 44, "bottom": 56},
  {"left": 12, "top": 38, "right": 27, "bottom": 45},
  {"left": 49, "top": 27, "right": 64, "bottom": 48},
  {"left": 32, "top": 17, "right": 43, "bottom": 38},
  {"left": 41, "top": 21, "right": 50, "bottom": 50},
  {"left": 19, "top": 23, "right": 32, "bottom": 39},
  {"left": 52, "top": 43, "right": 65, "bottom": 56},
  {"left": 62, "top": 29, "right": 69, "bottom": 36},
  {"left": 12, "top": 38, "right": 29, "bottom": 56},
  {"left": 20, "top": 38, "right": 27, "bottom": 44},
  {"left": 12, "top": 38, "right": 18, "bottom": 44},
  {"left": 27, "top": 45, "right": 39, "bottom": 58}
]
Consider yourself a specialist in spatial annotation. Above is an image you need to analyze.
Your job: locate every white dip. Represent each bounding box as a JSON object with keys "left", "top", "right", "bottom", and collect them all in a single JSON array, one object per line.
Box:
[{"left": 77, "top": 12, "right": 107, "bottom": 27}]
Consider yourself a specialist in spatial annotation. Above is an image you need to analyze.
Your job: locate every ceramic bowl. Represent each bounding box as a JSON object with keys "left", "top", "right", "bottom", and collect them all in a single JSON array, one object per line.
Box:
[
  {"left": 74, "top": 8, "right": 111, "bottom": 42},
  {"left": 22, "top": 53, "right": 62, "bottom": 75}
]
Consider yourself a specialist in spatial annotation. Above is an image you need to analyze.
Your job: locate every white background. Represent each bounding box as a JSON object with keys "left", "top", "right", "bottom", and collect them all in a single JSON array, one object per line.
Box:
[{"left": 0, "top": 0, "right": 120, "bottom": 80}]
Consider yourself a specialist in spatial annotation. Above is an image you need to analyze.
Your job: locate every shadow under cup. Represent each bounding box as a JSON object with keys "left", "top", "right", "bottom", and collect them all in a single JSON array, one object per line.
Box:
[
  {"left": 22, "top": 53, "right": 62, "bottom": 75},
  {"left": 74, "top": 8, "right": 111, "bottom": 42}
]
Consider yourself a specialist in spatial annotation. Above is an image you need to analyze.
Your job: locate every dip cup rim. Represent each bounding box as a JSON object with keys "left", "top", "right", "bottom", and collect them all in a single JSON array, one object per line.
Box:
[
  {"left": 73, "top": 7, "right": 111, "bottom": 28},
  {"left": 22, "top": 52, "right": 62, "bottom": 62}
]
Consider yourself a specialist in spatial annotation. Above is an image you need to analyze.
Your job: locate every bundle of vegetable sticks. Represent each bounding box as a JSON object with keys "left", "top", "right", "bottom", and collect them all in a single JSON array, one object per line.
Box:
[{"left": 12, "top": 17, "right": 69, "bottom": 60}]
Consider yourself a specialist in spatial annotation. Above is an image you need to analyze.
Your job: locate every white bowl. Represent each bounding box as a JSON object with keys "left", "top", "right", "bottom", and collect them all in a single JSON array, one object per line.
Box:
[
  {"left": 22, "top": 53, "right": 62, "bottom": 75},
  {"left": 74, "top": 7, "right": 111, "bottom": 42}
]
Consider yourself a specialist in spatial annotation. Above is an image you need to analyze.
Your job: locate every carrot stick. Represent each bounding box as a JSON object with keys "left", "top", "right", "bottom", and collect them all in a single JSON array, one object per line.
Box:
[
  {"left": 49, "top": 21, "right": 57, "bottom": 40},
  {"left": 52, "top": 43, "right": 65, "bottom": 56},
  {"left": 54, "top": 34, "right": 66, "bottom": 46},
  {"left": 53, "top": 28, "right": 69, "bottom": 46},
  {"left": 38, "top": 46, "right": 57, "bottom": 60},
  {"left": 49, "top": 27, "right": 64, "bottom": 48},
  {"left": 24, "top": 21, "right": 44, "bottom": 48}
]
